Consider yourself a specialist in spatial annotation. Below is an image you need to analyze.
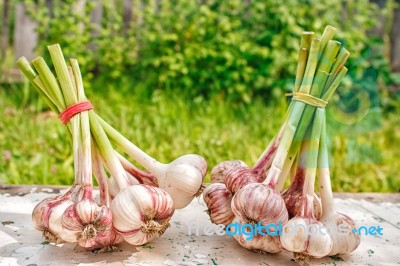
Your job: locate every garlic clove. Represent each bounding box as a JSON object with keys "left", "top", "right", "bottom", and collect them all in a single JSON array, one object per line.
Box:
[
  {"left": 210, "top": 160, "right": 248, "bottom": 183},
  {"left": 231, "top": 183, "right": 288, "bottom": 226},
  {"left": 62, "top": 199, "right": 113, "bottom": 242},
  {"left": 203, "top": 183, "right": 234, "bottom": 226},
  {"left": 306, "top": 224, "right": 333, "bottom": 258},
  {"left": 224, "top": 166, "right": 258, "bottom": 194},
  {"left": 48, "top": 198, "right": 76, "bottom": 242},
  {"left": 111, "top": 185, "right": 174, "bottom": 245},
  {"left": 319, "top": 212, "right": 360, "bottom": 255}
]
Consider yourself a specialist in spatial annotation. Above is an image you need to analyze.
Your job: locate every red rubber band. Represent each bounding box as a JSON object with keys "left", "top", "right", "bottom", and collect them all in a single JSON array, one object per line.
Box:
[{"left": 59, "top": 101, "right": 94, "bottom": 124}]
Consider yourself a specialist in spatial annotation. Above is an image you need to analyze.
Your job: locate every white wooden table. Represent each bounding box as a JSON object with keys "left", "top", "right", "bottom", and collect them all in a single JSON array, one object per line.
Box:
[{"left": 0, "top": 185, "right": 399, "bottom": 266}]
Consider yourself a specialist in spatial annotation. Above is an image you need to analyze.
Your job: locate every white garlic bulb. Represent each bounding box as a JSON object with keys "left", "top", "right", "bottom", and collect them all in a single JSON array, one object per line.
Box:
[
  {"left": 111, "top": 184, "right": 174, "bottom": 245},
  {"left": 280, "top": 216, "right": 333, "bottom": 259},
  {"left": 157, "top": 154, "right": 207, "bottom": 209}
]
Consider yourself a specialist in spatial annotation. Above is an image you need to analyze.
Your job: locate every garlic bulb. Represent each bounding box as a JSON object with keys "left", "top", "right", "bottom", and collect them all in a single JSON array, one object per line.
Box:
[
  {"left": 210, "top": 160, "right": 247, "bottom": 183},
  {"left": 203, "top": 183, "right": 234, "bottom": 226},
  {"left": 62, "top": 198, "right": 113, "bottom": 242},
  {"left": 156, "top": 154, "right": 207, "bottom": 209},
  {"left": 224, "top": 166, "right": 259, "bottom": 194},
  {"left": 111, "top": 184, "right": 174, "bottom": 245},
  {"left": 231, "top": 183, "right": 288, "bottom": 226},
  {"left": 280, "top": 194, "right": 333, "bottom": 260},
  {"left": 280, "top": 215, "right": 333, "bottom": 259},
  {"left": 230, "top": 217, "right": 281, "bottom": 254}
]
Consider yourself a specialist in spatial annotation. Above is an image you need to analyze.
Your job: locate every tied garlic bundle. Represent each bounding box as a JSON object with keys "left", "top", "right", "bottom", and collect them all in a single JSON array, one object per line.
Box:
[
  {"left": 29, "top": 51, "right": 121, "bottom": 251},
  {"left": 18, "top": 44, "right": 207, "bottom": 250},
  {"left": 203, "top": 25, "right": 361, "bottom": 262}
]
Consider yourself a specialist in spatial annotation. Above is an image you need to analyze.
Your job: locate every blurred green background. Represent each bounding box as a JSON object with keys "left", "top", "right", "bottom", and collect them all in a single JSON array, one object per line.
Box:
[{"left": 0, "top": 0, "right": 399, "bottom": 192}]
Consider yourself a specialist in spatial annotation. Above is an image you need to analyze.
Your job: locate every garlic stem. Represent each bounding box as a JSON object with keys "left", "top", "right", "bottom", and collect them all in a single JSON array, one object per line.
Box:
[
  {"left": 317, "top": 114, "right": 335, "bottom": 214},
  {"left": 69, "top": 57, "right": 129, "bottom": 190},
  {"left": 293, "top": 31, "right": 314, "bottom": 92},
  {"left": 16, "top": 57, "right": 59, "bottom": 112},
  {"left": 96, "top": 115, "right": 167, "bottom": 176},
  {"left": 303, "top": 108, "right": 324, "bottom": 198},
  {"left": 325, "top": 48, "right": 350, "bottom": 89},
  {"left": 265, "top": 39, "right": 341, "bottom": 190},
  {"left": 92, "top": 141, "right": 110, "bottom": 207},
  {"left": 71, "top": 60, "right": 93, "bottom": 197},
  {"left": 48, "top": 45, "right": 77, "bottom": 106},
  {"left": 252, "top": 118, "right": 286, "bottom": 176},
  {"left": 31, "top": 57, "right": 66, "bottom": 111},
  {"left": 116, "top": 152, "right": 158, "bottom": 186},
  {"left": 263, "top": 38, "right": 321, "bottom": 189}
]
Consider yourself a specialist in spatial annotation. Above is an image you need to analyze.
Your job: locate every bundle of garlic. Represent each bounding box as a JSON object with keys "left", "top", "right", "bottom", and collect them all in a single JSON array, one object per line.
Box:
[
  {"left": 204, "top": 25, "right": 361, "bottom": 262},
  {"left": 17, "top": 44, "right": 207, "bottom": 251}
]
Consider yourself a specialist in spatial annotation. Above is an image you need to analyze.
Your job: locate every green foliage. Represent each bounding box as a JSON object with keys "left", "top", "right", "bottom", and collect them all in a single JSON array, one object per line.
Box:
[
  {"left": 1, "top": 85, "right": 400, "bottom": 192},
  {"left": 20, "top": 0, "right": 384, "bottom": 102}
]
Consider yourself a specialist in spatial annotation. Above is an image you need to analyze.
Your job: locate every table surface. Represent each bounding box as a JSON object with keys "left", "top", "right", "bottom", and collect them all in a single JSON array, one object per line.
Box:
[{"left": 0, "top": 185, "right": 399, "bottom": 266}]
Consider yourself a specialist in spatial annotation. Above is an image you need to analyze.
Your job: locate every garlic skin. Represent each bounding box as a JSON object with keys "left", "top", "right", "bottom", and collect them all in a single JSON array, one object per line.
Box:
[
  {"left": 280, "top": 216, "right": 333, "bottom": 259},
  {"left": 224, "top": 166, "right": 259, "bottom": 194},
  {"left": 203, "top": 183, "right": 234, "bottom": 226},
  {"left": 319, "top": 212, "right": 360, "bottom": 255},
  {"left": 231, "top": 183, "right": 288, "bottom": 226},
  {"left": 111, "top": 184, "right": 174, "bottom": 245},
  {"left": 210, "top": 160, "right": 248, "bottom": 183},
  {"left": 32, "top": 188, "right": 80, "bottom": 244},
  {"left": 230, "top": 217, "right": 281, "bottom": 254},
  {"left": 47, "top": 198, "right": 76, "bottom": 242},
  {"left": 283, "top": 190, "right": 322, "bottom": 220},
  {"left": 157, "top": 154, "right": 207, "bottom": 209},
  {"left": 32, "top": 195, "right": 68, "bottom": 244},
  {"left": 62, "top": 199, "right": 113, "bottom": 242}
]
